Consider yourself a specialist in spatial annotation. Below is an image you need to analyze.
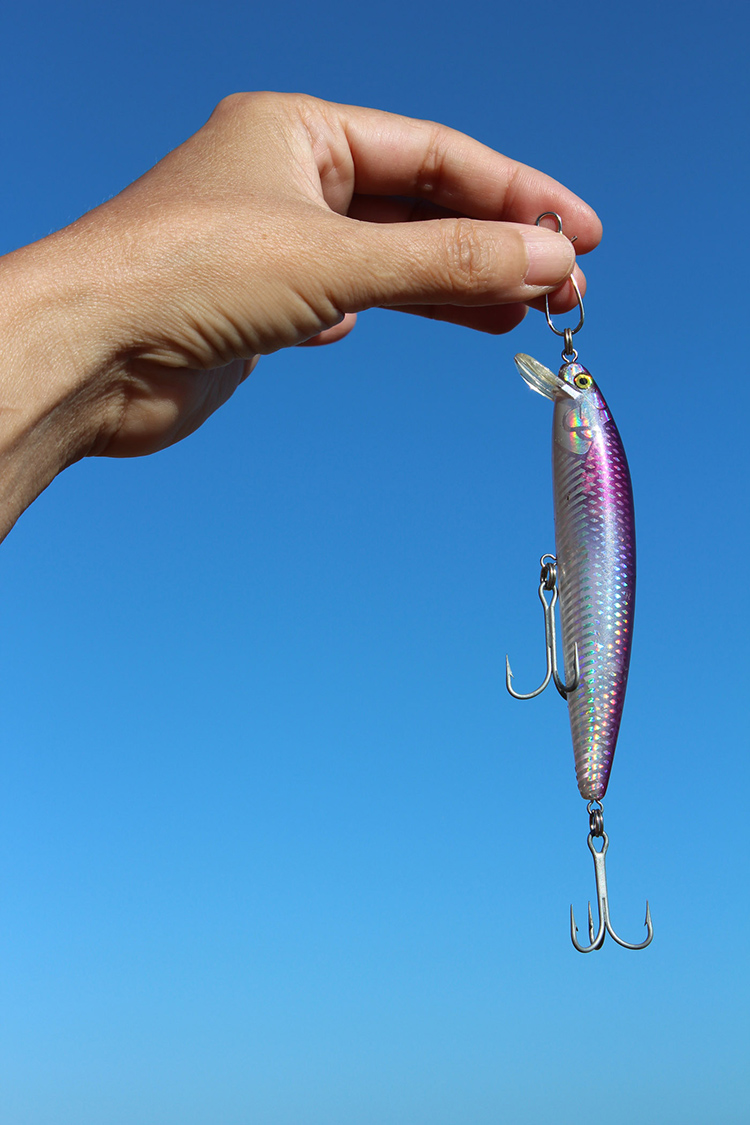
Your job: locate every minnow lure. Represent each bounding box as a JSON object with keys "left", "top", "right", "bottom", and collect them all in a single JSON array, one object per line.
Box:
[{"left": 505, "top": 213, "right": 652, "bottom": 953}]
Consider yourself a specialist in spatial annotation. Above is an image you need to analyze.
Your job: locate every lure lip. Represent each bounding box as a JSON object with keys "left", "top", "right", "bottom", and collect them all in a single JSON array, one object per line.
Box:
[{"left": 514, "top": 353, "right": 580, "bottom": 402}]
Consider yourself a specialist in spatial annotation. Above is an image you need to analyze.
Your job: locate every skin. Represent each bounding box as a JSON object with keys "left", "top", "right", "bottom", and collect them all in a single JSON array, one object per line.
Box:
[{"left": 0, "top": 93, "right": 601, "bottom": 542}]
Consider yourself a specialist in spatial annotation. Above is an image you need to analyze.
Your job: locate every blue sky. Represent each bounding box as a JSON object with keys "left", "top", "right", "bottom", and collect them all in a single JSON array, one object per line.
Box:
[{"left": 0, "top": 2, "right": 748, "bottom": 1123}]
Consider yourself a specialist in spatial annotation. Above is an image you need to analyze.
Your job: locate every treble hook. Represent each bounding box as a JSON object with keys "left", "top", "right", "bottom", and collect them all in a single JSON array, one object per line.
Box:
[
  {"left": 506, "top": 555, "right": 579, "bottom": 700},
  {"left": 570, "top": 806, "right": 653, "bottom": 953}
]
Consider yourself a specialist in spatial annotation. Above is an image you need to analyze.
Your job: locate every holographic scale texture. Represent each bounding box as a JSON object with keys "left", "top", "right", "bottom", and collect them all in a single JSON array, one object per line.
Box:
[{"left": 552, "top": 364, "right": 635, "bottom": 800}]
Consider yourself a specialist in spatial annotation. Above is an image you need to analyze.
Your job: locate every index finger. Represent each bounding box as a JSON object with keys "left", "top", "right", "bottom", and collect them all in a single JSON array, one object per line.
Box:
[{"left": 316, "top": 102, "right": 602, "bottom": 253}]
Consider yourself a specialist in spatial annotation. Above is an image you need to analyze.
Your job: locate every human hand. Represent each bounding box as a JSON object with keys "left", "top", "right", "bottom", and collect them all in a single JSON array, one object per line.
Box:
[{"left": 0, "top": 93, "right": 600, "bottom": 533}]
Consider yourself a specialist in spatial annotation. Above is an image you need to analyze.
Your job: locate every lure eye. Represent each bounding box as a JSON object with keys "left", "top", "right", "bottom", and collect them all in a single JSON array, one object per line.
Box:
[{"left": 574, "top": 373, "right": 593, "bottom": 390}]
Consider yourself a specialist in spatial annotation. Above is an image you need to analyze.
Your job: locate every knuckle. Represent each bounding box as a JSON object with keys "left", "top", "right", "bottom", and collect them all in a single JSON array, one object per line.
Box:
[
  {"left": 212, "top": 90, "right": 312, "bottom": 123},
  {"left": 442, "top": 218, "right": 492, "bottom": 295},
  {"left": 212, "top": 91, "right": 263, "bottom": 119},
  {"left": 501, "top": 159, "right": 524, "bottom": 213},
  {"left": 415, "top": 126, "right": 447, "bottom": 195}
]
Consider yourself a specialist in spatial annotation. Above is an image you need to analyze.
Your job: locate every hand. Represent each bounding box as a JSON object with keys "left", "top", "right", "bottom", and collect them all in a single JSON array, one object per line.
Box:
[{"left": 0, "top": 93, "right": 600, "bottom": 534}]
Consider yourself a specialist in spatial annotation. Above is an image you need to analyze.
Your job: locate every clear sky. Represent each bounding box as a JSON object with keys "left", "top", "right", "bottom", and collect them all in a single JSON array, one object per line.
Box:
[{"left": 0, "top": 2, "right": 748, "bottom": 1123}]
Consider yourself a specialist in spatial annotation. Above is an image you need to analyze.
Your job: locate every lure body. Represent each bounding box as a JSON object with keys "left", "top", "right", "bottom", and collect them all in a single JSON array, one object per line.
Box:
[{"left": 515, "top": 355, "right": 635, "bottom": 800}]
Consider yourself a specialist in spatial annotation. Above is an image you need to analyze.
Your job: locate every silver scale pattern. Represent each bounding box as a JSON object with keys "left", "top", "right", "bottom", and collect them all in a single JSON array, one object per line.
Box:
[{"left": 552, "top": 365, "right": 636, "bottom": 800}]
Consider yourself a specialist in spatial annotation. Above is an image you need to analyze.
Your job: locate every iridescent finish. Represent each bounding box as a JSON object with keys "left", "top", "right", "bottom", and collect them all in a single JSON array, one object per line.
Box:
[{"left": 515, "top": 355, "right": 635, "bottom": 800}]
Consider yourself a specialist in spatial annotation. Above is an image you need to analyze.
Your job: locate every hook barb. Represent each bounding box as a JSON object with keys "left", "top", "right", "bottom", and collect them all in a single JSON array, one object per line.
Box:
[{"left": 570, "top": 832, "right": 653, "bottom": 953}]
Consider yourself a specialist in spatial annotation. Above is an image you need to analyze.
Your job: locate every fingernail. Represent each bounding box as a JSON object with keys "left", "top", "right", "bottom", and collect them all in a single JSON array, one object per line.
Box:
[{"left": 520, "top": 227, "right": 575, "bottom": 287}]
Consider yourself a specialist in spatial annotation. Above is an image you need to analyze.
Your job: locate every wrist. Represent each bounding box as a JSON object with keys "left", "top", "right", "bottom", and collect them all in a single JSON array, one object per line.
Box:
[{"left": 0, "top": 234, "right": 118, "bottom": 540}]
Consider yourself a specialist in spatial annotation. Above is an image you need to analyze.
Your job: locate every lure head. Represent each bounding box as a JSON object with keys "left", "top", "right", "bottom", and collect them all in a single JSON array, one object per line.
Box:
[{"left": 514, "top": 354, "right": 611, "bottom": 455}]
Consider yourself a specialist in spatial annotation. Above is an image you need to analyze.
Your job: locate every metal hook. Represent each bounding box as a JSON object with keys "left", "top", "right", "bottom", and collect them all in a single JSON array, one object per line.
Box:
[
  {"left": 535, "top": 213, "right": 585, "bottom": 354},
  {"left": 570, "top": 821, "right": 653, "bottom": 953},
  {"left": 506, "top": 554, "right": 579, "bottom": 701}
]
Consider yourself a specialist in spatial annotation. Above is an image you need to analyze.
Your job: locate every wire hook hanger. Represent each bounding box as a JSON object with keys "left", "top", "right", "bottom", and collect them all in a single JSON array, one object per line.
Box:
[{"left": 535, "top": 212, "right": 585, "bottom": 359}]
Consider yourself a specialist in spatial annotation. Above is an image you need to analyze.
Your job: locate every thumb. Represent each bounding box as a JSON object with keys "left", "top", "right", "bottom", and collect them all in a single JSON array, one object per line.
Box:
[{"left": 331, "top": 218, "right": 575, "bottom": 312}]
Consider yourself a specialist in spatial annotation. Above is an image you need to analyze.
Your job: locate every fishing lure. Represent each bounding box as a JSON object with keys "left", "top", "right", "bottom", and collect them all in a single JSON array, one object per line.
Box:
[{"left": 506, "top": 213, "right": 652, "bottom": 952}]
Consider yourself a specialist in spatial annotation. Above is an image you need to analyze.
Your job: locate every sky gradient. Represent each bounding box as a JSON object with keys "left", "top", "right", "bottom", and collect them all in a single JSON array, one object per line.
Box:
[{"left": 0, "top": 2, "right": 748, "bottom": 1123}]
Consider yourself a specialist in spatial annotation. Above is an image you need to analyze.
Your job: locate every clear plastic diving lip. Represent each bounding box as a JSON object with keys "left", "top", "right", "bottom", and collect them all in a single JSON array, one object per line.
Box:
[{"left": 514, "top": 352, "right": 579, "bottom": 401}]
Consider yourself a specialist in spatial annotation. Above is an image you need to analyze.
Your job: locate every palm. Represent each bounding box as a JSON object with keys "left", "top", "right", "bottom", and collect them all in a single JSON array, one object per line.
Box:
[{"left": 99, "top": 357, "right": 251, "bottom": 458}]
